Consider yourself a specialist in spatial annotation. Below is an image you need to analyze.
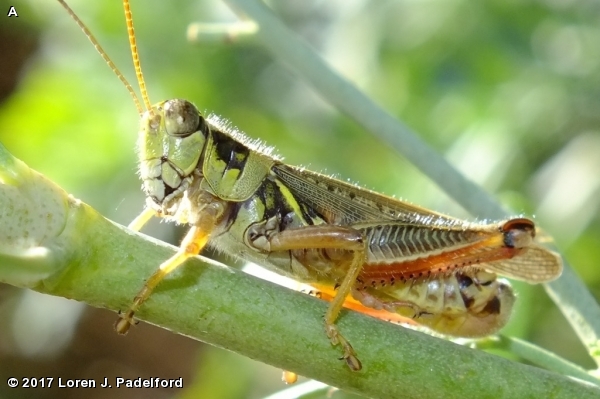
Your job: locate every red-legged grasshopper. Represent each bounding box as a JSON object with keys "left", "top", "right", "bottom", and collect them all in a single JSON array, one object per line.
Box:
[{"left": 59, "top": 0, "right": 563, "bottom": 371}]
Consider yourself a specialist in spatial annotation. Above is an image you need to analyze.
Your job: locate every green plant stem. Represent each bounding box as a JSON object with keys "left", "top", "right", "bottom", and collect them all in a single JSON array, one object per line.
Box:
[
  {"left": 478, "top": 335, "right": 599, "bottom": 386},
  {"left": 221, "top": 0, "right": 600, "bottom": 367},
  {"left": 0, "top": 143, "right": 598, "bottom": 399}
]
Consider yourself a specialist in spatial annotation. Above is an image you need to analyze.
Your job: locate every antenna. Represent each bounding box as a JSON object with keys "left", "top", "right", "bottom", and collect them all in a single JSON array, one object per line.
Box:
[
  {"left": 122, "top": 0, "right": 152, "bottom": 112},
  {"left": 57, "top": 0, "right": 150, "bottom": 115}
]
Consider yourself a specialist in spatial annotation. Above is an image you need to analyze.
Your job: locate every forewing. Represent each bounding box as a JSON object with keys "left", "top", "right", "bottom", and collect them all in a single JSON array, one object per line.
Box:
[{"left": 272, "top": 164, "right": 460, "bottom": 225}]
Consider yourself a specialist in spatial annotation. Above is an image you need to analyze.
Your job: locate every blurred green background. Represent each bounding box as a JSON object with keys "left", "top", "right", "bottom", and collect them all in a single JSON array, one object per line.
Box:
[{"left": 1, "top": 0, "right": 599, "bottom": 398}]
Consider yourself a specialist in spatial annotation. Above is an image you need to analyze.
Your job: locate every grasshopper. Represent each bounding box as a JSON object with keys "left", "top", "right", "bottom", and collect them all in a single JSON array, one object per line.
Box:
[{"left": 59, "top": 0, "right": 563, "bottom": 371}]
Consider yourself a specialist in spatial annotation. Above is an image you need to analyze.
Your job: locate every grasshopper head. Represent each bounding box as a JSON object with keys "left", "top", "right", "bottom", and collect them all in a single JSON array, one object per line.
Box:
[{"left": 137, "top": 99, "right": 209, "bottom": 214}]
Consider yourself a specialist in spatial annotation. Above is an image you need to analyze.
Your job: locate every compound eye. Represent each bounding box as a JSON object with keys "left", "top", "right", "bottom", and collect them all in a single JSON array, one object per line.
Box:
[{"left": 164, "top": 99, "right": 200, "bottom": 137}]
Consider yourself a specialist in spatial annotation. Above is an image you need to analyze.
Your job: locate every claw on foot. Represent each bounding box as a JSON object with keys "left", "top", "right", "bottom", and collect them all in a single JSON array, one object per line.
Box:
[
  {"left": 341, "top": 352, "right": 362, "bottom": 372},
  {"left": 326, "top": 324, "right": 362, "bottom": 371},
  {"left": 114, "top": 310, "right": 135, "bottom": 335}
]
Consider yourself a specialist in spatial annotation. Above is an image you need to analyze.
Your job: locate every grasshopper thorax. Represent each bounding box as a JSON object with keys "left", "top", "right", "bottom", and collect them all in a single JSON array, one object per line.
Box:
[{"left": 137, "top": 99, "right": 209, "bottom": 214}]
